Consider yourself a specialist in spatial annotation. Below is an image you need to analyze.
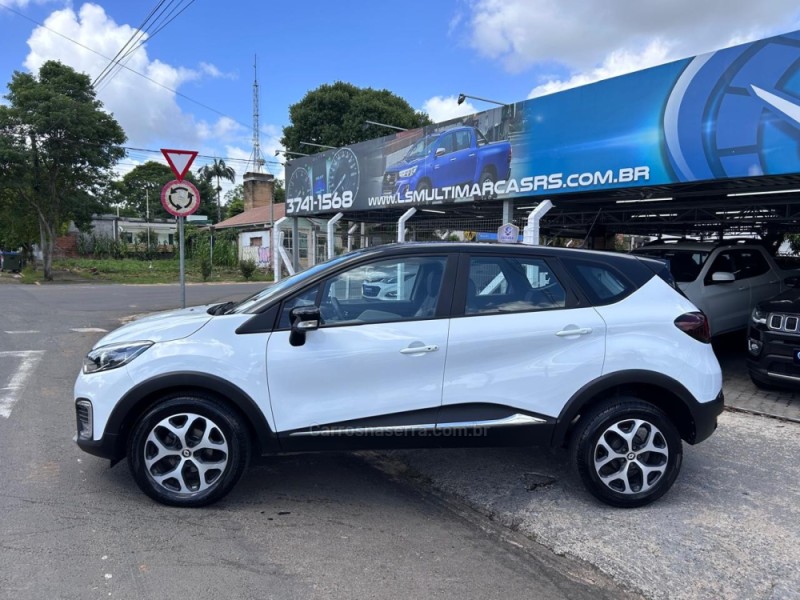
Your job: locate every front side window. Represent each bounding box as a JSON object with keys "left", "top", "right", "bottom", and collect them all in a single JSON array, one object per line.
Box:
[
  {"left": 279, "top": 256, "right": 448, "bottom": 327},
  {"left": 465, "top": 255, "right": 566, "bottom": 315}
]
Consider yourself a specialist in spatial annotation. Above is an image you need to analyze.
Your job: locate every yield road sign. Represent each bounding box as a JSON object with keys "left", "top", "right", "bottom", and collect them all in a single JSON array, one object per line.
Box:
[
  {"left": 161, "top": 148, "right": 198, "bottom": 181},
  {"left": 161, "top": 180, "right": 201, "bottom": 217}
]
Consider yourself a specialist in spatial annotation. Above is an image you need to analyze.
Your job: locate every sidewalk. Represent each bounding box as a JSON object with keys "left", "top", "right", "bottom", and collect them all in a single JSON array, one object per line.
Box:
[{"left": 713, "top": 332, "right": 800, "bottom": 422}]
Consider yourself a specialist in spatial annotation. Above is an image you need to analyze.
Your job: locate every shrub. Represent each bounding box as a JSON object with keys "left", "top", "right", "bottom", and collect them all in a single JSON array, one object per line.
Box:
[
  {"left": 200, "top": 256, "right": 212, "bottom": 281},
  {"left": 239, "top": 259, "right": 256, "bottom": 280}
]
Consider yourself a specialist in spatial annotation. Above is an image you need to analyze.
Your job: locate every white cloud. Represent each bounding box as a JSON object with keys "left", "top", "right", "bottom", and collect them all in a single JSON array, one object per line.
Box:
[
  {"left": 22, "top": 3, "right": 251, "bottom": 158},
  {"left": 421, "top": 95, "right": 479, "bottom": 123},
  {"left": 467, "top": 0, "right": 800, "bottom": 73},
  {"left": 528, "top": 39, "right": 672, "bottom": 97},
  {"left": 199, "top": 62, "right": 236, "bottom": 80}
]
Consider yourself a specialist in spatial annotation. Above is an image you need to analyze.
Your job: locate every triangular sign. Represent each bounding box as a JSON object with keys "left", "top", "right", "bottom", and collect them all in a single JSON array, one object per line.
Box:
[{"left": 161, "top": 149, "right": 198, "bottom": 181}]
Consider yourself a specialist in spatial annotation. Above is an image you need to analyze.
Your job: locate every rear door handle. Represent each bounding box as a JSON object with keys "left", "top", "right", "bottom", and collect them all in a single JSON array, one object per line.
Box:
[
  {"left": 555, "top": 327, "right": 593, "bottom": 337},
  {"left": 400, "top": 344, "right": 439, "bottom": 354}
]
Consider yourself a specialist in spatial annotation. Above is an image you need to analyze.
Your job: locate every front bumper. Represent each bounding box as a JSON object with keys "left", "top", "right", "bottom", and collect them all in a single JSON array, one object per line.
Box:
[
  {"left": 747, "top": 325, "right": 800, "bottom": 389},
  {"left": 75, "top": 430, "right": 124, "bottom": 461}
]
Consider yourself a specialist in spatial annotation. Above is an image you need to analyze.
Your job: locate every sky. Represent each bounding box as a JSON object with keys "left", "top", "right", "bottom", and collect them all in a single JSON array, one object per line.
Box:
[{"left": 1, "top": 0, "right": 799, "bottom": 201}]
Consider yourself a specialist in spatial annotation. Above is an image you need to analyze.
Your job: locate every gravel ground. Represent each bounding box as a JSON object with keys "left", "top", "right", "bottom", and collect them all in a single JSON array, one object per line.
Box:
[{"left": 382, "top": 411, "right": 800, "bottom": 600}]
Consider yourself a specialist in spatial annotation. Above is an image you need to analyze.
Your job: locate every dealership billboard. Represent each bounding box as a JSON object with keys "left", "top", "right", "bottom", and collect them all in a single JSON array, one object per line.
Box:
[{"left": 285, "top": 30, "right": 800, "bottom": 216}]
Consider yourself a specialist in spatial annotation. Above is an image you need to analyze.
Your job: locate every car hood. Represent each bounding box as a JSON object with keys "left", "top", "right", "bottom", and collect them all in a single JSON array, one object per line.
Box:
[
  {"left": 385, "top": 155, "right": 425, "bottom": 173},
  {"left": 93, "top": 305, "right": 214, "bottom": 348},
  {"left": 756, "top": 289, "right": 800, "bottom": 313}
]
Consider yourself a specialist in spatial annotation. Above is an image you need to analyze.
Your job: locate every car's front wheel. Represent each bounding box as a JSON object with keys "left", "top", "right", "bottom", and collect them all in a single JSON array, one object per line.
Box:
[
  {"left": 572, "top": 398, "right": 682, "bottom": 508},
  {"left": 128, "top": 395, "right": 250, "bottom": 507}
]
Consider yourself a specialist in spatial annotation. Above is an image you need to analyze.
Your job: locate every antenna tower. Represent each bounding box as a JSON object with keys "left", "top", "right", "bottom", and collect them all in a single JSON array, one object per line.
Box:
[{"left": 250, "top": 55, "right": 263, "bottom": 173}]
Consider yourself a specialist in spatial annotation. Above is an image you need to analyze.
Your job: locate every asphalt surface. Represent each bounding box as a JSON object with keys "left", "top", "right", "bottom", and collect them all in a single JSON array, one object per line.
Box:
[{"left": 0, "top": 282, "right": 631, "bottom": 600}]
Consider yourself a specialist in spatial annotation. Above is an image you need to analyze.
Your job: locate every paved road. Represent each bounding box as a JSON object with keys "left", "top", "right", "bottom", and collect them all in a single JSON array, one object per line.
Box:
[{"left": 0, "top": 283, "right": 630, "bottom": 600}]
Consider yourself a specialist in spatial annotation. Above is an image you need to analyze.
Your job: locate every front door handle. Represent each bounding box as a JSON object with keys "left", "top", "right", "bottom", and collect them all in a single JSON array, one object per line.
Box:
[
  {"left": 400, "top": 344, "right": 439, "bottom": 354},
  {"left": 555, "top": 327, "right": 593, "bottom": 337}
]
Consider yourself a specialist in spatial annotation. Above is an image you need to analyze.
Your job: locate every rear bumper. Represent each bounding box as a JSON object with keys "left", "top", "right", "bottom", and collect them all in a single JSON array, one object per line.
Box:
[{"left": 690, "top": 389, "right": 724, "bottom": 444}]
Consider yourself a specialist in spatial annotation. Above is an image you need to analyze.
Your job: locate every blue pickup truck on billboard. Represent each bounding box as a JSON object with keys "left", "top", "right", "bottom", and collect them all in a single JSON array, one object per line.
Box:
[
  {"left": 381, "top": 126, "right": 512, "bottom": 200},
  {"left": 285, "top": 30, "right": 800, "bottom": 216}
]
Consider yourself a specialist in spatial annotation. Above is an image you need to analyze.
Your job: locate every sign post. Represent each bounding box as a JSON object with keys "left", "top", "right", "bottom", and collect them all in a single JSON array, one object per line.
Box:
[{"left": 160, "top": 148, "right": 199, "bottom": 308}]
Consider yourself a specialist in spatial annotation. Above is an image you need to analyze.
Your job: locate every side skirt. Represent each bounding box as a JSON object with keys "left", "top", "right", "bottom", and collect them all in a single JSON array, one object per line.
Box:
[{"left": 277, "top": 405, "right": 556, "bottom": 452}]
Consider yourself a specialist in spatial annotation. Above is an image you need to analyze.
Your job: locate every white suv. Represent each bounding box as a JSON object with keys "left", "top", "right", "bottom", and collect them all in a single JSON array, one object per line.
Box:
[
  {"left": 74, "top": 243, "right": 723, "bottom": 508},
  {"left": 632, "top": 239, "right": 798, "bottom": 336}
]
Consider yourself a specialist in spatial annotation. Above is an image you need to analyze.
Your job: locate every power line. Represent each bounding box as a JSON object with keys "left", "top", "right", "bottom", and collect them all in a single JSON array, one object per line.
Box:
[
  {"left": 94, "top": 0, "right": 199, "bottom": 92},
  {"left": 0, "top": 2, "right": 252, "bottom": 132},
  {"left": 93, "top": 0, "right": 169, "bottom": 87},
  {"left": 1, "top": 131, "right": 285, "bottom": 171}
]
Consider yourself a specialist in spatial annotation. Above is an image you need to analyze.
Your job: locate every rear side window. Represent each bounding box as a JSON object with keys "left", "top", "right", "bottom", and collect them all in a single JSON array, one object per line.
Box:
[
  {"left": 465, "top": 255, "right": 566, "bottom": 315},
  {"left": 564, "top": 259, "right": 636, "bottom": 305}
]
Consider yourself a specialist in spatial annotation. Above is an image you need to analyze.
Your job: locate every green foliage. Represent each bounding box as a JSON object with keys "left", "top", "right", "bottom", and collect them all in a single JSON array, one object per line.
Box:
[
  {"left": 239, "top": 258, "right": 256, "bottom": 280},
  {"left": 787, "top": 234, "right": 800, "bottom": 255},
  {"left": 198, "top": 158, "right": 236, "bottom": 222},
  {"left": 224, "top": 184, "right": 245, "bottom": 219},
  {"left": 281, "top": 82, "right": 431, "bottom": 153},
  {"left": 0, "top": 61, "right": 126, "bottom": 280},
  {"left": 273, "top": 178, "right": 285, "bottom": 204},
  {"left": 77, "top": 233, "right": 128, "bottom": 259},
  {"left": 200, "top": 255, "right": 212, "bottom": 281},
  {"left": 112, "top": 161, "right": 173, "bottom": 219}
]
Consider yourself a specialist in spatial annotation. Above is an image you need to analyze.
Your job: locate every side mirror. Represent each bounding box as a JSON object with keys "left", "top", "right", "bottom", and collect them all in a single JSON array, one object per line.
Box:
[
  {"left": 710, "top": 272, "right": 735, "bottom": 284},
  {"left": 435, "top": 147, "right": 446, "bottom": 158},
  {"left": 289, "top": 305, "right": 320, "bottom": 346},
  {"left": 785, "top": 276, "right": 800, "bottom": 288}
]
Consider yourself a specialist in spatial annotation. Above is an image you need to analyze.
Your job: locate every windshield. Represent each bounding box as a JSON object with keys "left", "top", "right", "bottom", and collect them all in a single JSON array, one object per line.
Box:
[
  {"left": 228, "top": 253, "right": 354, "bottom": 314},
  {"left": 404, "top": 136, "right": 439, "bottom": 160},
  {"left": 634, "top": 249, "right": 709, "bottom": 283}
]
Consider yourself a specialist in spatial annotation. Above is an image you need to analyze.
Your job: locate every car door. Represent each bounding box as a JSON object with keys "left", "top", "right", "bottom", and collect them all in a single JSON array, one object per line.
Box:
[
  {"left": 266, "top": 254, "right": 454, "bottom": 442},
  {"left": 698, "top": 250, "right": 750, "bottom": 335},
  {"left": 734, "top": 248, "right": 780, "bottom": 307},
  {"left": 440, "top": 253, "right": 606, "bottom": 422},
  {"left": 431, "top": 131, "right": 476, "bottom": 187}
]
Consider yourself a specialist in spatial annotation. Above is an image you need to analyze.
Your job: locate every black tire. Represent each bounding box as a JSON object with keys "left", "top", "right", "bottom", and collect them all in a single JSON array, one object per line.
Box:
[
  {"left": 571, "top": 398, "right": 682, "bottom": 508},
  {"left": 128, "top": 395, "right": 250, "bottom": 507},
  {"left": 478, "top": 168, "right": 496, "bottom": 186},
  {"left": 416, "top": 179, "right": 431, "bottom": 194}
]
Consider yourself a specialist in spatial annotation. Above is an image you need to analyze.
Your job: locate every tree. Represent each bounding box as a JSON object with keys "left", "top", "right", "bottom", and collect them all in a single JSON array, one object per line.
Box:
[
  {"left": 0, "top": 61, "right": 126, "bottom": 279},
  {"left": 198, "top": 158, "right": 235, "bottom": 222},
  {"left": 274, "top": 179, "right": 285, "bottom": 204},
  {"left": 113, "top": 161, "right": 174, "bottom": 219},
  {"left": 281, "top": 82, "right": 431, "bottom": 153},
  {"left": 0, "top": 187, "right": 39, "bottom": 262},
  {"left": 224, "top": 184, "right": 244, "bottom": 219}
]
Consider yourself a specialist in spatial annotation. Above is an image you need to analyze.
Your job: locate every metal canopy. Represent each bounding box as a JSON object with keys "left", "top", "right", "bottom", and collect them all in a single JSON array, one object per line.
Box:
[{"left": 296, "top": 174, "right": 800, "bottom": 239}]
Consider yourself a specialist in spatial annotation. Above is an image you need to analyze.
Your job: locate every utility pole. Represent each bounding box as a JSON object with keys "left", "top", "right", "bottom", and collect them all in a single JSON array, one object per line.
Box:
[{"left": 146, "top": 188, "right": 151, "bottom": 248}]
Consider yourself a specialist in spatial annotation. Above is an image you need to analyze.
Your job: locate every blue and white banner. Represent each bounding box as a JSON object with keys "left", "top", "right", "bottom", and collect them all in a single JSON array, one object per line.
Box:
[{"left": 285, "top": 30, "right": 800, "bottom": 216}]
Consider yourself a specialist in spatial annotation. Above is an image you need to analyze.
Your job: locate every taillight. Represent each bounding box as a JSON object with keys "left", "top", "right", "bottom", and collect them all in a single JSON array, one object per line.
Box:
[{"left": 674, "top": 312, "right": 710, "bottom": 343}]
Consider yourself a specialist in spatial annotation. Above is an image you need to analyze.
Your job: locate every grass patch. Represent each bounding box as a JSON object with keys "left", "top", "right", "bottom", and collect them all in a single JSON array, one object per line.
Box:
[{"left": 25, "top": 258, "right": 274, "bottom": 284}]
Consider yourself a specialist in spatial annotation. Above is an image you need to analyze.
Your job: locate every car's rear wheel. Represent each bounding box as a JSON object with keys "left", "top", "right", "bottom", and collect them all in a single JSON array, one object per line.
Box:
[
  {"left": 128, "top": 395, "right": 250, "bottom": 507},
  {"left": 572, "top": 398, "right": 682, "bottom": 508}
]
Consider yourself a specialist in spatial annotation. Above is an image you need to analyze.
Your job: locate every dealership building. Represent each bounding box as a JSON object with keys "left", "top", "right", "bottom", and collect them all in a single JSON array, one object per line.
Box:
[{"left": 273, "top": 30, "right": 800, "bottom": 270}]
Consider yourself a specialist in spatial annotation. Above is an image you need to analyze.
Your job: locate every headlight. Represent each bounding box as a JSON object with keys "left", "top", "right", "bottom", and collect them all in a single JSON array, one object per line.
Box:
[
  {"left": 751, "top": 306, "right": 767, "bottom": 325},
  {"left": 399, "top": 166, "right": 417, "bottom": 178},
  {"left": 83, "top": 341, "right": 153, "bottom": 374}
]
